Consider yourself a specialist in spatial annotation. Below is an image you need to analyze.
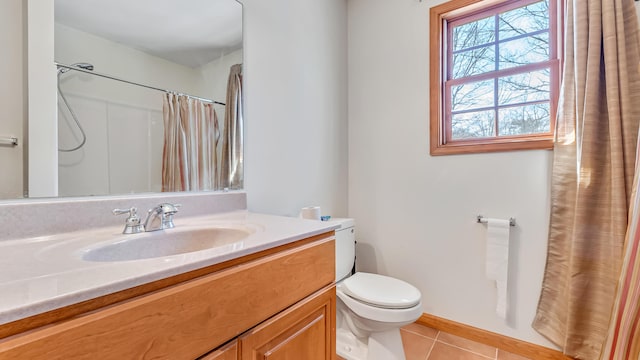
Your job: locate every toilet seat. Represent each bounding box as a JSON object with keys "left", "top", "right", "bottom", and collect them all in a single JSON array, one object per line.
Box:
[
  {"left": 337, "top": 288, "right": 423, "bottom": 324},
  {"left": 339, "top": 272, "right": 421, "bottom": 309}
]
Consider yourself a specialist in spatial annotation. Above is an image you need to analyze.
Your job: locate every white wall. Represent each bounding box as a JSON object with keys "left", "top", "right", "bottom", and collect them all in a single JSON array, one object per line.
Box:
[
  {"left": 55, "top": 23, "right": 204, "bottom": 109},
  {"left": 0, "top": 0, "right": 25, "bottom": 199},
  {"left": 242, "top": 0, "right": 348, "bottom": 218},
  {"left": 56, "top": 93, "right": 164, "bottom": 197},
  {"left": 348, "top": 0, "right": 555, "bottom": 348},
  {"left": 197, "top": 49, "right": 243, "bottom": 105}
]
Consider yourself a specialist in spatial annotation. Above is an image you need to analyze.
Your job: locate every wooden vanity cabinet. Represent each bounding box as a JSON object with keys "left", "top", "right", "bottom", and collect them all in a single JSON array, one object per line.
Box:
[
  {"left": 0, "top": 234, "right": 336, "bottom": 360},
  {"left": 200, "top": 285, "right": 335, "bottom": 360},
  {"left": 239, "top": 285, "right": 335, "bottom": 360}
]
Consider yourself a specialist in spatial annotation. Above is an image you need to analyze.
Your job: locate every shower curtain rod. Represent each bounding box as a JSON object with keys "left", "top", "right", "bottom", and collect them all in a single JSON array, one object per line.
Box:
[{"left": 55, "top": 62, "right": 226, "bottom": 106}]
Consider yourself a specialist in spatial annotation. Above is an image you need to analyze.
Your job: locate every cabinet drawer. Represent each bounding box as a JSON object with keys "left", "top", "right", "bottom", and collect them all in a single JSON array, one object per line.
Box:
[{"left": 0, "top": 237, "right": 335, "bottom": 360}]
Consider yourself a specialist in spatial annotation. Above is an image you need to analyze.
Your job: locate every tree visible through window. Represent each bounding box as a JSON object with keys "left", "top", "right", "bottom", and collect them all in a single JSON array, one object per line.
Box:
[{"left": 430, "top": 0, "right": 560, "bottom": 155}]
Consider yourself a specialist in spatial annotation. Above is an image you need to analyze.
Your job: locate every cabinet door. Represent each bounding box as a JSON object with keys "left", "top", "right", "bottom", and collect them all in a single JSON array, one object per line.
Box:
[
  {"left": 240, "top": 286, "right": 336, "bottom": 360},
  {"left": 199, "top": 340, "right": 237, "bottom": 360}
]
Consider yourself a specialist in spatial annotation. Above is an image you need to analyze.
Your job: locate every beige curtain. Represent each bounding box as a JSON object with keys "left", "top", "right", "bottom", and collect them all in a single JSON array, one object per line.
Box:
[
  {"left": 162, "top": 93, "right": 220, "bottom": 192},
  {"left": 220, "top": 64, "right": 243, "bottom": 190},
  {"left": 532, "top": 1, "right": 640, "bottom": 359}
]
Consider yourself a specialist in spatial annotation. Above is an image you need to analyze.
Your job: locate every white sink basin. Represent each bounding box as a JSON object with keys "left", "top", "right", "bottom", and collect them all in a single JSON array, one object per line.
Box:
[{"left": 82, "top": 227, "right": 253, "bottom": 262}]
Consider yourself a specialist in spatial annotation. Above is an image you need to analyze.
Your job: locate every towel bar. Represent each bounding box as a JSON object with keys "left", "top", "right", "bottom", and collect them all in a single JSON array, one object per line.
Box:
[
  {"left": 477, "top": 215, "right": 516, "bottom": 227},
  {"left": 0, "top": 136, "right": 18, "bottom": 146}
]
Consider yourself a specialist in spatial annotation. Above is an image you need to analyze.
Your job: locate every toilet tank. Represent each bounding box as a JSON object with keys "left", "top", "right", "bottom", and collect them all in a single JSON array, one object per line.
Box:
[{"left": 329, "top": 218, "right": 356, "bottom": 282}]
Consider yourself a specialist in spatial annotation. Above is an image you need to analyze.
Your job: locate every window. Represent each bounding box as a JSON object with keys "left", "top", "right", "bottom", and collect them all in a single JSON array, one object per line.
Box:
[{"left": 430, "top": 0, "right": 561, "bottom": 155}]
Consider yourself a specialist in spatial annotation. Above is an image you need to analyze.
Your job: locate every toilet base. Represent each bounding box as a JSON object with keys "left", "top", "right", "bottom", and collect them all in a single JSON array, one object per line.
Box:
[
  {"left": 368, "top": 328, "right": 406, "bottom": 360},
  {"left": 336, "top": 327, "right": 406, "bottom": 360},
  {"left": 337, "top": 328, "right": 368, "bottom": 360}
]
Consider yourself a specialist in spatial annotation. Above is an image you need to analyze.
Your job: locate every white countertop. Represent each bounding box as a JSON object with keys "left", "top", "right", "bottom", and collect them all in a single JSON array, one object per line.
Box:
[{"left": 0, "top": 211, "right": 338, "bottom": 326}]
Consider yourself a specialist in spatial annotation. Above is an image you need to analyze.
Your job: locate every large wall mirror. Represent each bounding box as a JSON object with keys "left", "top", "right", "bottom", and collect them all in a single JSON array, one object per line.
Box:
[{"left": 0, "top": 0, "right": 243, "bottom": 200}]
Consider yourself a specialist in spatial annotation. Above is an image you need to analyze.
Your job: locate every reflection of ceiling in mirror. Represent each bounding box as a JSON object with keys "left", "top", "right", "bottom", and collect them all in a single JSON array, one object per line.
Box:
[{"left": 55, "top": 0, "right": 242, "bottom": 68}]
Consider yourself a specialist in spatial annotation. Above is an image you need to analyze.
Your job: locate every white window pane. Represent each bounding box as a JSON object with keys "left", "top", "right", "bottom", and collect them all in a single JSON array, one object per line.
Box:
[
  {"left": 499, "top": 33, "right": 549, "bottom": 69},
  {"left": 452, "top": 45, "right": 495, "bottom": 79},
  {"left": 453, "top": 16, "right": 495, "bottom": 51},
  {"left": 452, "top": 110, "right": 495, "bottom": 139},
  {"left": 499, "top": 0, "right": 549, "bottom": 41},
  {"left": 498, "top": 69, "right": 550, "bottom": 105},
  {"left": 498, "top": 103, "right": 550, "bottom": 136},
  {"left": 451, "top": 79, "right": 494, "bottom": 112}
]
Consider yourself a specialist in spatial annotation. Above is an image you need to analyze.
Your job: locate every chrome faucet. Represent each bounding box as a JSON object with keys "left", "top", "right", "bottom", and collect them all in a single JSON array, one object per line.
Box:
[
  {"left": 143, "top": 203, "right": 181, "bottom": 232},
  {"left": 112, "top": 207, "right": 145, "bottom": 234}
]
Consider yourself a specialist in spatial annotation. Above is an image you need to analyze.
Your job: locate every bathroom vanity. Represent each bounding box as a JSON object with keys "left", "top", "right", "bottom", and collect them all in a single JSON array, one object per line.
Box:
[{"left": 0, "top": 198, "right": 338, "bottom": 360}]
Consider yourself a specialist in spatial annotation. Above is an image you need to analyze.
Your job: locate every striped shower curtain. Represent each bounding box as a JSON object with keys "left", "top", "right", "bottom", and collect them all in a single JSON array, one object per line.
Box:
[
  {"left": 162, "top": 93, "right": 220, "bottom": 192},
  {"left": 601, "top": 144, "right": 640, "bottom": 359}
]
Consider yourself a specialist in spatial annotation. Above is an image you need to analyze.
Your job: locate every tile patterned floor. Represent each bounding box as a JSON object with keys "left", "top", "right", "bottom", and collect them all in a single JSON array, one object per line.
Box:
[{"left": 337, "top": 322, "right": 533, "bottom": 360}]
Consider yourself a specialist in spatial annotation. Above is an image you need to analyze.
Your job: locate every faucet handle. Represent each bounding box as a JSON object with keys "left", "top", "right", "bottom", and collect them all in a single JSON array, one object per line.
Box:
[
  {"left": 113, "top": 207, "right": 145, "bottom": 234},
  {"left": 158, "top": 203, "right": 181, "bottom": 215},
  {"left": 158, "top": 203, "right": 180, "bottom": 229},
  {"left": 113, "top": 207, "right": 137, "bottom": 216}
]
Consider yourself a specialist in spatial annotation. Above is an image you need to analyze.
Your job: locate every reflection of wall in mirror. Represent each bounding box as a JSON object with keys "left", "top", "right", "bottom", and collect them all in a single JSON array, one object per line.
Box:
[
  {"left": 55, "top": 23, "right": 242, "bottom": 197},
  {"left": 0, "top": 0, "right": 25, "bottom": 199}
]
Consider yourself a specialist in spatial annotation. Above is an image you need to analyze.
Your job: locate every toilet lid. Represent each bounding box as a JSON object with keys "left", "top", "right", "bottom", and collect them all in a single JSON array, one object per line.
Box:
[{"left": 340, "top": 272, "right": 421, "bottom": 309}]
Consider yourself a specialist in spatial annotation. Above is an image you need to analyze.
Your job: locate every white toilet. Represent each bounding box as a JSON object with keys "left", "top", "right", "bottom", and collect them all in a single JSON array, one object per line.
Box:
[{"left": 331, "top": 218, "right": 422, "bottom": 360}]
